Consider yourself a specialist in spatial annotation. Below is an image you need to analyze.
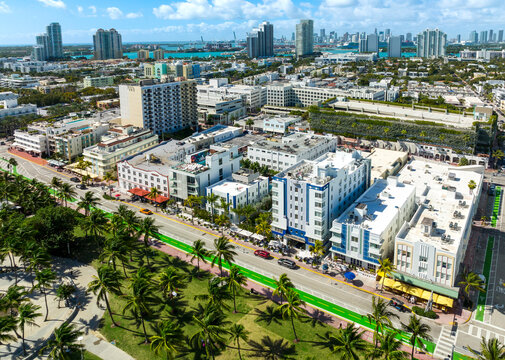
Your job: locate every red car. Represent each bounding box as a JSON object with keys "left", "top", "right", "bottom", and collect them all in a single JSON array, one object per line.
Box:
[{"left": 254, "top": 250, "right": 270, "bottom": 259}]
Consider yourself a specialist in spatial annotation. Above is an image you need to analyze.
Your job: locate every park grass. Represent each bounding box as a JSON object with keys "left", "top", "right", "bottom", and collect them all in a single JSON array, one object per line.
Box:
[
  {"left": 68, "top": 350, "right": 103, "bottom": 360},
  {"left": 86, "top": 243, "right": 347, "bottom": 360}
]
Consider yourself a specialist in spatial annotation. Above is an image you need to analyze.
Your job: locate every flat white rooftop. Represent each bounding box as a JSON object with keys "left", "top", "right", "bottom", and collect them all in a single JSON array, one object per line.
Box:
[
  {"left": 208, "top": 177, "right": 264, "bottom": 197},
  {"left": 335, "top": 178, "right": 415, "bottom": 234},
  {"left": 396, "top": 160, "right": 484, "bottom": 253}
]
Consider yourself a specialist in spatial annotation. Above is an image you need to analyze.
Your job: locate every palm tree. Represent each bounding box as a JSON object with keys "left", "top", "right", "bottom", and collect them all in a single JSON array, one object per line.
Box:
[
  {"left": 100, "top": 237, "right": 126, "bottom": 272},
  {"left": 122, "top": 280, "right": 155, "bottom": 343},
  {"left": 158, "top": 266, "right": 184, "bottom": 299},
  {"left": 227, "top": 265, "right": 247, "bottom": 313},
  {"left": 77, "top": 191, "right": 99, "bottom": 216},
  {"left": 50, "top": 177, "right": 62, "bottom": 199},
  {"left": 278, "top": 288, "right": 306, "bottom": 342},
  {"left": 468, "top": 180, "right": 477, "bottom": 194},
  {"left": 40, "top": 322, "right": 83, "bottom": 359},
  {"left": 147, "top": 186, "right": 161, "bottom": 209},
  {"left": 206, "top": 193, "right": 219, "bottom": 223},
  {"left": 211, "top": 236, "right": 237, "bottom": 276},
  {"left": 190, "top": 304, "right": 231, "bottom": 360},
  {"left": 55, "top": 284, "right": 76, "bottom": 308},
  {"left": 18, "top": 302, "right": 42, "bottom": 355},
  {"left": 493, "top": 150, "right": 505, "bottom": 168},
  {"left": 189, "top": 239, "right": 208, "bottom": 272},
  {"left": 401, "top": 314, "right": 433, "bottom": 360},
  {"left": 150, "top": 320, "right": 185, "bottom": 360},
  {"left": 324, "top": 323, "right": 369, "bottom": 360},
  {"left": 309, "top": 240, "right": 325, "bottom": 261},
  {"left": 459, "top": 271, "right": 485, "bottom": 303},
  {"left": 469, "top": 337, "right": 505, "bottom": 360},
  {"left": 0, "top": 316, "right": 17, "bottom": 344},
  {"left": 228, "top": 324, "right": 249, "bottom": 360},
  {"left": 246, "top": 118, "right": 254, "bottom": 130},
  {"left": 1, "top": 285, "right": 28, "bottom": 316},
  {"left": 215, "top": 213, "right": 230, "bottom": 235},
  {"left": 371, "top": 331, "right": 408, "bottom": 360},
  {"left": 8, "top": 158, "right": 17, "bottom": 173},
  {"left": 367, "top": 296, "right": 398, "bottom": 348},
  {"left": 195, "top": 277, "right": 233, "bottom": 311},
  {"left": 88, "top": 266, "right": 122, "bottom": 327},
  {"left": 273, "top": 273, "right": 294, "bottom": 304},
  {"left": 58, "top": 182, "right": 76, "bottom": 207},
  {"left": 138, "top": 217, "right": 159, "bottom": 267},
  {"left": 34, "top": 268, "right": 56, "bottom": 321},
  {"left": 378, "top": 258, "right": 395, "bottom": 290},
  {"left": 184, "top": 195, "right": 202, "bottom": 224},
  {"left": 255, "top": 220, "right": 271, "bottom": 238},
  {"left": 103, "top": 171, "right": 115, "bottom": 195},
  {"left": 82, "top": 209, "right": 109, "bottom": 249}
]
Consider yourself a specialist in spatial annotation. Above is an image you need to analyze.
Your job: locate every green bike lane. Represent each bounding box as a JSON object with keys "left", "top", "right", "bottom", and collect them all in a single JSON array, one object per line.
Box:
[
  {"left": 0, "top": 161, "right": 442, "bottom": 356},
  {"left": 491, "top": 187, "right": 502, "bottom": 227},
  {"left": 475, "top": 236, "right": 495, "bottom": 322}
]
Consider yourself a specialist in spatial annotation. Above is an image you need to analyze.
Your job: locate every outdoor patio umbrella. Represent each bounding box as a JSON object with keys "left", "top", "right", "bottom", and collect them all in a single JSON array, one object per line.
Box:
[
  {"left": 344, "top": 271, "right": 356, "bottom": 281},
  {"left": 322, "top": 264, "right": 329, "bottom": 271}
]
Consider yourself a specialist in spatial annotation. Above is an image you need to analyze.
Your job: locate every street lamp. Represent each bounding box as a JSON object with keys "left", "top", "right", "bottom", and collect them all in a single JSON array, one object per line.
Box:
[{"left": 77, "top": 336, "right": 84, "bottom": 360}]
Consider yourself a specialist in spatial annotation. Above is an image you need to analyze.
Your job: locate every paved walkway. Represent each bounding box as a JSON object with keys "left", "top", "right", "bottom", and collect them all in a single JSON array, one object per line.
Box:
[{"left": 8, "top": 148, "right": 47, "bottom": 166}]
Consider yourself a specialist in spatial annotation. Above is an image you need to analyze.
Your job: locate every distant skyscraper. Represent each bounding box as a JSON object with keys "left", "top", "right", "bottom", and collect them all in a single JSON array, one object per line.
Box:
[
  {"left": 480, "top": 30, "right": 488, "bottom": 44},
  {"left": 295, "top": 19, "right": 314, "bottom": 57},
  {"left": 379, "top": 31, "right": 384, "bottom": 42},
  {"left": 406, "top": 33, "right": 412, "bottom": 42},
  {"left": 366, "top": 33, "right": 379, "bottom": 53},
  {"left": 416, "top": 29, "right": 447, "bottom": 58},
  {"left": 31, "top": 22, "right": 62, "bottom": 61},
  {"left": 388, "top": 36, "right": 402, "bottom": 57},
  {"left": 46, "top": 22, "right": 63, "bottom": 59},
  {"left": 93, "top": 29, "right": 123, "bottom": 60},
  {"left": 456, "top": 34, "right": 461, "bottom": 43},
  {"left": 320, "top": 28, "right": 326, "bottom": 39},
  {"left": 385, "top": 28, "right": 391, "bottom": 39},
  {"left": 489, "top": 30, "right": 494, "bottom": 43},
  {"left": 499, "top": 30, "right": 504, "bottom": 43},
  {"left": 291, "top": 32, "right": 295, "bottom": 41},
  {"left": 246, "top": 21, "right": 274, "bottom": 58},
  {"left": 469, "top": 30, "right": 478, "bottom": 43}
]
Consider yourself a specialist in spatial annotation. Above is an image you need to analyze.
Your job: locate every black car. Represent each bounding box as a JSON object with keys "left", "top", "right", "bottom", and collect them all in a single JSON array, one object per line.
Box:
[
  {"left": 488, "top": 184, "right": 496, "bottom": 196},
  {"left": 70, "top": 177, "right": 80, "bottom": 183},
  {"left": 76, "top": 184, "right": 87, "bottom": 190},
  {"left": 388, "top": 298, "right": 406, "bottom": 312},
  {"left": 277, "top": 258, "right": 297, "bottom": 269}
]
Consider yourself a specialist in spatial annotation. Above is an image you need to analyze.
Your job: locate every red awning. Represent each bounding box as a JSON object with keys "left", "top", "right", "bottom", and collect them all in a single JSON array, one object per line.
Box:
[
  {"left": 128, "top": 188, "right": 149, "bottom": 197},
  {"left": 148, "top": 194, "right": 169, "bottom": 203}
]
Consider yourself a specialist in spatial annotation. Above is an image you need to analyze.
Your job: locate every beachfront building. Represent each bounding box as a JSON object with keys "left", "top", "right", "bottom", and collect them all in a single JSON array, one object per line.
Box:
[
  {"left": 271, "top": 150, "right": 371, "bottom": 250},
  {"left": 330, "top": 177, "right": 416, "bottom": 270}
]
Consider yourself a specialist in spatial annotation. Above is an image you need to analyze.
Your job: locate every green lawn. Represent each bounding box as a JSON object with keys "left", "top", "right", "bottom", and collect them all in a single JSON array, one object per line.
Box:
[{"left": 68, "top": 350, "right": 103, "bottom": 360}]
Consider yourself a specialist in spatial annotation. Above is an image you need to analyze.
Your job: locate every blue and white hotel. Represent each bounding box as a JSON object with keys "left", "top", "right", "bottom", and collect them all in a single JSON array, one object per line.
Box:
[{"left": 271, "top": 150, "right": 371, "bottom": 250}]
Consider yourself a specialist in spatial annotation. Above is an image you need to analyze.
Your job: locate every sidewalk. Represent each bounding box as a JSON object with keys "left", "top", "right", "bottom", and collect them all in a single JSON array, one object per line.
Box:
[{"left": 8, "top": 147, "right": 47, "bottom": 166}]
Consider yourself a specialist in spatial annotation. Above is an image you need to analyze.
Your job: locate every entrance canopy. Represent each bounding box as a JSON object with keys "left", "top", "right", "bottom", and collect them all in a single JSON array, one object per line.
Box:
[
  {"left": 148, "top": 194, "right": 169, "bottom": 203},
  {"left": 128, "top": 188, "right": 149, "bottom": 197}
]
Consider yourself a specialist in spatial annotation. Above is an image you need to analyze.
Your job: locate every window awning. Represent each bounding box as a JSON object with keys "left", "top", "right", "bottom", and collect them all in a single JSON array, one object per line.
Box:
[
  {"left": 284, "top": 234, "right": 306, "bottom": 244},
  {"left": 128, "top": 188, "right": 149, "bottom": 197}
]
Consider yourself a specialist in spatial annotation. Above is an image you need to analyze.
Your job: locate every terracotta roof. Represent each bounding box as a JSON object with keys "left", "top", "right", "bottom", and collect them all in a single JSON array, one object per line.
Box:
[{"left": 128, "top": 188, "right": 149, "bottom": 197}]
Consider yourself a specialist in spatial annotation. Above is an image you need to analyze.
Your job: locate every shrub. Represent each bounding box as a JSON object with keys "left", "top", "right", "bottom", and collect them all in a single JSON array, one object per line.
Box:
[{"left": 412, "top": 306, "right": 438, "bottom": 319}]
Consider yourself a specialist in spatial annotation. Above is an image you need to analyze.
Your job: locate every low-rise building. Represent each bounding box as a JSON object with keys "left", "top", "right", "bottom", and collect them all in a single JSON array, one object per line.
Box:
[
  {"left": 263, "top": 116, "right": 300, "bottom": 134},
  {"left": 197, "top": 78, "right": 266, "bottom": 111},
  {"left": 271, "top": 150, "right": 371, "bottom": 249},
  {"left": 247, "top": 132, "right": 338, "bottom": 171},
  {"left": 330, "top": 177, "right": 416, "bottom": 269},
  {"left": 363, "top": 148, "right": 409, "bottom": 182},
  {"left": 206, "top": 169, "right": 269, "bottom": 223},
  {"left": 197, "top": 92, "right": 246, "bottom": 125},
  {"left": 83, "top": 126, "right": 159, "bottom": 178},
  {"left": 83, "top": 76, "right": 115, "bottom": 88},
  {"left": 0, "top": 92, "right": 36, "bottom": 118},
  {"left": 394, "top": 160, "right": 484, "bottom": 298},
  {"left": 169, "top": 143, "right": 242, "bottom": 201}
]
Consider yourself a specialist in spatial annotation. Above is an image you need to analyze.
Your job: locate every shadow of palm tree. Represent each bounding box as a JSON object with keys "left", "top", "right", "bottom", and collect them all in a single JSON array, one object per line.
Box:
[
  {"left": 246, "top": 336, "right": 297, "bottom": 359},
  {"left": 301, "top": 309, "right": 333, "bottom": 328},
  {"left": 255, "top": 305, "right": 283, "bottom": 326}
]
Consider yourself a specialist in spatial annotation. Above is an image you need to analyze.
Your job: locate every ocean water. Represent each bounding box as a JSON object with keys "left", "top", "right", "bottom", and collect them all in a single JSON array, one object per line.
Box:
[
  {"left": 324, "top": 48, "right": 417, "bottom": 58},
  {"left": 72, "top": 50, "right": 237, "bottom": 60}
]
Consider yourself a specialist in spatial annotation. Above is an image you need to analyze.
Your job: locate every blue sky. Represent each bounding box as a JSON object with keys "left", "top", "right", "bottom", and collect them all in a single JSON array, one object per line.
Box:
[{"left": 0, "top": 0, "right": 503, "bottom": 45}]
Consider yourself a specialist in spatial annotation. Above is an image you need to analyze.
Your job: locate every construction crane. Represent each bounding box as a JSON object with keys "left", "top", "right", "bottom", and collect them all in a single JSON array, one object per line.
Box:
[
  {"left": 233, "top": 32, "right": 237, "bottom": 41},
  {"left": 201, "top": 36, "right": 204, "bottom": 43}
]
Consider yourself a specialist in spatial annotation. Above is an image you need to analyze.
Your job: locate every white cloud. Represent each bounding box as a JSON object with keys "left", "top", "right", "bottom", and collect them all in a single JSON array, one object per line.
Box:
[
  {"left": 0, "top": 1, "right": 11, "bottom": 13},
  {"left": 106, "top": 7, "right": 123, "bottom": 19},
  {"left": 153, "top": 0, "right": 306, "bottom": 20},
  {"left": 89, "top": 5, "right": 96, "bottom": 14},
  {"left": 76, "top": 5, "right": 83, "bottom": 13},
  {"left": 36, "top": 0, "right": 66, "bottom": 9},
  {"left": 107, "top": 6, "right": 142, "bottom": 19},
  {"left": 322, "top": 0, "right": 356, "bottom": 6},
  {"left": 125, "top": 12, "right": 143, "bottom": 19}
]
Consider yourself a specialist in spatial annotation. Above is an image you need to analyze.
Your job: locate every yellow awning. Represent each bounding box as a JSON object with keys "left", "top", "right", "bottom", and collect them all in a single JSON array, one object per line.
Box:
[
  {"left": 392, "top": 281, "right": 410, "bottom": 292},
  {"left": 434, "top": 295, "right": 454, "bottom": 308},
  {"left": 420, "top": 290, "right": 433, "bottom": 300},
  {"left": 406, "top": 286, "right": 424, "bottom": 298},
  {"left": 383, "top": 277, "right": 396, "bottom": 288}
]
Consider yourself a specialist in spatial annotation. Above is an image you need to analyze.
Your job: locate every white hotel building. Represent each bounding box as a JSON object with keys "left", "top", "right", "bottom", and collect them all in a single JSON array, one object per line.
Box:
[
  {"left": 330, "top": 177, "right": 416, "bottom": 270},
  {"left": 271, "top": 150, "right": 371, "bottom": 249},
  {"left": 206, "top": 169, "right": 269, "bottom": 224},
  {"left": 247, "top": 132, "right": 338, "bottom": 172},
  {"left": 394, "top": 160, "right": 484, "bottom": 298}
]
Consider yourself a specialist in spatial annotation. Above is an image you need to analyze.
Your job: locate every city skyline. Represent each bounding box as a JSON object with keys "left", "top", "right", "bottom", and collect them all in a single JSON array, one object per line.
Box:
[{"left": 1, "top": 0, "right": 505, "bottom": 45}]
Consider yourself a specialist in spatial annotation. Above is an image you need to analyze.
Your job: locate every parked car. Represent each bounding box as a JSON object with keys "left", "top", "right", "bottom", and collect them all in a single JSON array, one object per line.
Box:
[
  {"left": 140, "top": 208, "right": 153, "bottom": 215},
  {"left": 488, "top": 184, "right": 496, "bottom": 196},
  {"left": 277, "top": 258, "right": 297, "bottom": 269},
  {"left": 70, "top": 177, "right": 80, "bottom": 183},
  {"left": 388, "top": 298, "right": 406, "bottom": 312},
  {"left": 76, "top": 184, "right": 87, "bottom": 190},
  {"left": 254, "top": 250, "right": 270, "bottom": 259}
]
